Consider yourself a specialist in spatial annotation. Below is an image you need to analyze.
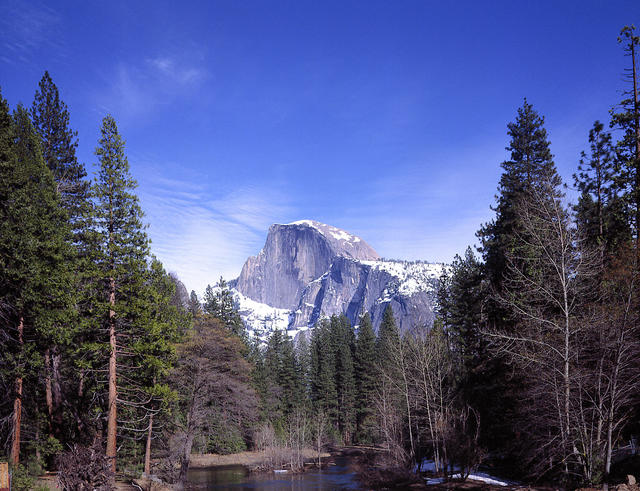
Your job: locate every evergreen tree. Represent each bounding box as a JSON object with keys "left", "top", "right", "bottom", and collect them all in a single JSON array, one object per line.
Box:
[
  {"left": 279, "top": 334, "right": 304, "bottom": 418},
  {"left": 263, "top": 329, "right": 303, "bottom": 423},
  {"left": 0, "top": 101, "right": 72, "bottom": 464},
  {"left": 203, "top": 278, "right": 244, "bottom": 336},
  {"left": 478, "top": 99, "right": 561, "bottom": 296},
  {"left": 437, "top": 248, "right": 484, "bottom": 373},
  {"left": 436, "top": 248, "right": 514, "bottom": 451},
  {"left": 354, "top": 312, "right": 377, "bottom": 443},
  {"left": 310, "top": 319, "right": 337, "bottom": 419},
  {"left": 330, "top": 315, "right": 356, "bottom": 443},
  {"left": 31, "top": 71, "right": 89, "bottom": 223},
  {"left": 295, "top": 332, "right": 311, "bottom": 400},
  {"left": 474, "top": 101, "right": 562, "bottom": 462},
  {"left": 31, "top": 70, "right": 91, "bottom": 445},
  {"left": 376, "top": 304, "right": 400, "bottom": 368},
  {"left": 573, "top": 121, "right": 629, "bottom": 254},
  {"left": 138, "top": 258, "right": 185, "bottom": 475},
  {"left": 203, "top": 284, "right": 215, "bottom": 314},
  {"left": 90, "top": 114, "right": 150, "bottom": 473},
  {"left": 188, "top": 290, "right": 201, "bottom": 318},
  {"left": 610, "top": 25, "right": 640, "bottom": 251}
]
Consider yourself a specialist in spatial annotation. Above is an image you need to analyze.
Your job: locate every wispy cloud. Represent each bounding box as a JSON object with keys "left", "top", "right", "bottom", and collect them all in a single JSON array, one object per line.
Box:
[
  {"left": 147, "top": 56, "right": 206, "bottom": 85},
  {"left": 95, "top": 52, "right": 208, "bottom": 121},
  {"left": 136, "top": 169, "right": 293, "bottom": 295},
  {"left": 330, "top": 141, "right": 507, "bottom": 263},
  {"left": 0, "top": 0, "right": 65, "bottom": 66}
]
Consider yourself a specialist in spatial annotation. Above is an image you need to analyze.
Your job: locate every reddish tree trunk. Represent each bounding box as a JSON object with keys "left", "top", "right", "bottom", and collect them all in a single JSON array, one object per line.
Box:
[
  {"left": 144, "top": 412, "right": 153, "bottom": 476},
  {"left": 106, "top": 277, "right": 117, "bottom": 473},
  {"left": 45, "top": 348, "right": 54, "bottom": 437},
  {"left": 11, "top": 316, "right": 24, "bottom": 465},
  {"left": 52, "top": 348, "right": 63, "bottom": 429}
]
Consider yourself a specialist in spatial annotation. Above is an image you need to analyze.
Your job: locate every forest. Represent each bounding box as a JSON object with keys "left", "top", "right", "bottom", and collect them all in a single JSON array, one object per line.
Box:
[{"left": 0, "top": 24, "right": 639, "bottom": 490}]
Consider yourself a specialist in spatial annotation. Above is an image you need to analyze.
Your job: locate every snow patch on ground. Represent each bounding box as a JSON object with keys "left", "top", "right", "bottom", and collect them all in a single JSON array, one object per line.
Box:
[
  {"left": 460, "top": 472, "right": 512, "bottom": 486},
  {"left": 417, "top": 459, "right": 513, "bottom": 487}
]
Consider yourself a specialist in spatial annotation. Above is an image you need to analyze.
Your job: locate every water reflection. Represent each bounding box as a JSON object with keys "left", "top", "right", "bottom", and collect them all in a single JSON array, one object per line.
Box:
[{"left": 187, "top": 455, "right": 361, "bottom": 490}]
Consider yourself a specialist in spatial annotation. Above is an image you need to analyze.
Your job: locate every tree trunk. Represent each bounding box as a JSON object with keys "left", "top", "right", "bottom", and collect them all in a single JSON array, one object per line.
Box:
[
  {"left": 106, "top": 276, "right": 117, "bottom": 473},
  {"left": 51, "top": 347, "right": 63, "bottom": 432},
  {"left": 45, "top": 347, "right": 54, "bottom": 437},
  {"left": 144, "top": 412, "right": 153, "bottom": 476},
  {"left": 11, "top": 316, "right": 24, "bottom": 465},
  {"left": 630, "top": 33, "right": 640, "bottom": 254},
  {"left": 178, "top": 433, "right": 194, "bottom": 484}
]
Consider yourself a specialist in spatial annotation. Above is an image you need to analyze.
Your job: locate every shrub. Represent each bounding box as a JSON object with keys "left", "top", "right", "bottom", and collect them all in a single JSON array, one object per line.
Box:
[{"left": 57, "top": 441, "right": 115, "bottom": 490}]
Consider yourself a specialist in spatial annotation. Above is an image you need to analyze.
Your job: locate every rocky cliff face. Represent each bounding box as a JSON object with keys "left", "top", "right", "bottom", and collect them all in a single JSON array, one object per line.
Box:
[
  {"left": 234, "top": 220, "right": 379, "bottom": 309},
  {"left": 231, "top": 220, "right": 442, "bottom": 340}
]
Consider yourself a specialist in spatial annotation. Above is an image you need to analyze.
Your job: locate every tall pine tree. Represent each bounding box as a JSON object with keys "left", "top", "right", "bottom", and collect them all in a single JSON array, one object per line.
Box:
[
  {"left": 354, "top": 312, "right": 377, "bottom": 443},
  {"left": 573, "top": 120, "right": 629, "bottom": 254},
  {"left": 0, "top": 100, "right": 72, "bottom": 464},
  {"left": 478, "top": 99, "right": 561, "bottom": 298},
  {"left": 31, "top": 71, "right": 91, "bottom": 444},
  {"left": 91, "top": 114, "right": 150, "bottom": 473},
  {"left": 610, "top": 26, "right": 640, "bottom": 252}
]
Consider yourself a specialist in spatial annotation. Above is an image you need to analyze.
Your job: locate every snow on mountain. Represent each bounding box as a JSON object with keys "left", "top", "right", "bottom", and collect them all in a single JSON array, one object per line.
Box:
[
  {"left": 361, "top": 259, "right": 444, "bottom": 297},
  {"left": 231, "top": 290, "right": 297, "bottom": 343},
  {"left": 287, "top": 220, "right": 362, "bottom": 245}
]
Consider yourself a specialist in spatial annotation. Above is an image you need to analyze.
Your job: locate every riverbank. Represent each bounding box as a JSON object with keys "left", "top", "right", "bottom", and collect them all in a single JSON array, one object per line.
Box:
[
  {"left": 32, "top": 449, "right": 333, "bottom": 490},
  {"left": 188, "top": 448, "right": 331, "bottom": 469}
]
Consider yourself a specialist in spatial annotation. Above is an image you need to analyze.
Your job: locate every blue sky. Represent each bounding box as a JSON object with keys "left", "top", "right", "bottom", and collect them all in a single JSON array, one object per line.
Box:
[{"left": 0, "top": 1, "right": 637, "bottom": 294}]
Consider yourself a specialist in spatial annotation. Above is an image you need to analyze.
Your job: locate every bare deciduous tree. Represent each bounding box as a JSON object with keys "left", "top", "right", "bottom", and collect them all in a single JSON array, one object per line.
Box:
[
  {"left": 169, "top": 318, "right": 258, "bottom": 486},
  {"left": 485, "top": 176, "right": 637, "bottom": 482}
]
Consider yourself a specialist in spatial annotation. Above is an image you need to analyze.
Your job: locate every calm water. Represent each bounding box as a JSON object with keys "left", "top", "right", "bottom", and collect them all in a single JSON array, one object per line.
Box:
[{"left": 187, "top": 455, "right": 362, "bottom": 490}]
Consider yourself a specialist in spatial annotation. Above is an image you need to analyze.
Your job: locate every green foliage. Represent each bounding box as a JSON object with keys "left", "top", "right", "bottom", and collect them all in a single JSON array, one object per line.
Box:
[
  {"left": 310, "top": 318, "right": 337, "bottom": 417},
  {"left": 376, "top": 304, "right": 400, "bottom": 371},
  {"left": 31, "top": 71, "right": 89, "bottom": 225},
  {"left": 610, "top": 25, "right": 640, "bottom": 243},
  {"left": 437, "top": 247, "right": 484, "bottom": 373},
  {"left": 261, "top": 329, "right": 304, "bottom": 422},
  {"left": 9, "top": 463, "right": 35, "bottom": 491},
  {"left": 203, "top": 278, "right": 244, "bottom": 336},
  {"left": 330, "top": 315, "right": 356, "bottom": 443},
  {"left": 188, "top": 289, "right": 201, "bottom": 318},
  {"left": 354, "top": 312, "right": 377, "bottom": 442},
  {"left": 478, "top": 99, "right": 561, "bottom": 293},
  {"left": 38, "top": 436, "right": 63, "bottom": 461},
  {"left": 573, "top": 120, "right": 630, "bottom": 252},
  {"left": 206, "top": 418, "right": 248, "bottom": 454}
]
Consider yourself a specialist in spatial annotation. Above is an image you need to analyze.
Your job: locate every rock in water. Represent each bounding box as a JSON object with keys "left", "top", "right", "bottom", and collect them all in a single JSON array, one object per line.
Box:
[{"left": 230, "top": 220, "right": 443, "bottom": 340}]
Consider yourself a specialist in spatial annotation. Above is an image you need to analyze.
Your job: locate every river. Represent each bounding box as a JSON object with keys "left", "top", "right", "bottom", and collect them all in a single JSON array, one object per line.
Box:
[{"left": 187, "top": 454, "right": 362, "bottom": 490}]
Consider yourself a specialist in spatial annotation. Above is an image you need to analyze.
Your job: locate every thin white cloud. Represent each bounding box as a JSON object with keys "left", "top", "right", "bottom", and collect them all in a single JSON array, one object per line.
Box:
[
  {"left": 95, "top": 53, "right": 208, "bottom": 121},
  {"left": 137, "top": 171, "right": 294, "bottom": 295},
  {"left": 0, "top": 0, "right": 65, "bottom": 65},
  {"left": 147, "top": 56, "right": 206, "bottom": 85}
]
